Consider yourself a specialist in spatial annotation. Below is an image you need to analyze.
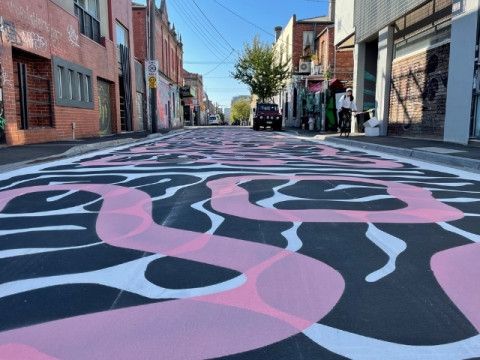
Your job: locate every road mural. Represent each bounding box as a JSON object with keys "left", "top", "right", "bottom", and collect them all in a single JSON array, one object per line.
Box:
[{"left": 0, "top": 128, "right": 479, "bottom": 359}]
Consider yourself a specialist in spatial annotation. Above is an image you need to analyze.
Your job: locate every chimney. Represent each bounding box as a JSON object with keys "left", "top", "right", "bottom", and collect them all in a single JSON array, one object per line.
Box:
[
  {"left": 274, "top": 26, "right": 283, "bottom": 41},
  {"left": 329, "top": 0, "right": 336, "bottom": 21}
]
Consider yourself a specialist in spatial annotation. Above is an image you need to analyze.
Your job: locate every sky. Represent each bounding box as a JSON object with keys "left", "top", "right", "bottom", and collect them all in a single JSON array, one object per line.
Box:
[{"left": 140, "top": 0, "right": 330, "bottom": 109}]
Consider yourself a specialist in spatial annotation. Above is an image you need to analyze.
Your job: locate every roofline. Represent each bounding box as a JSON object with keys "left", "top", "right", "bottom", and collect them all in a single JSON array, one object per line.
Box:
[{"left": 316, "top": 24, "right": 334, "bottom": 38}]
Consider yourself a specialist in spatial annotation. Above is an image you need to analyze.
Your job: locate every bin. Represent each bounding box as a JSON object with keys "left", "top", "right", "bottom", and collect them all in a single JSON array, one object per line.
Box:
[{"left": 355, "top": 112, "right": 370, "bottom": 133}]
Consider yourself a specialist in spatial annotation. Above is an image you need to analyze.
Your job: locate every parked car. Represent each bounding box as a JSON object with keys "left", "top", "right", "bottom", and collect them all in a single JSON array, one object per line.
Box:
[
  {"left": 208, "top": 114, "right": 220, "bottom": 126},
  {"left": 253, "top": 103, "right": 282, "bottom": 131}
]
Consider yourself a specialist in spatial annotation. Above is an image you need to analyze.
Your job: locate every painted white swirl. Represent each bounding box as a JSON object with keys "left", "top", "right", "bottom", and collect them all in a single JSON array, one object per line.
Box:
[
  {"left": 281, "top": 222, "right": 303, "bottom": 252},
  {"left": 303, "top": 323, "right": 480, "bottom": 360},
  {"left": 0, "top": 254, "right": 247, "bottom": 300},
  {"left": 365, "top": 223, "right": 407, "bottom": 283},
  {"left": 438, "top": 222, "right": 480, "bottom": 243},
  {"left": 191, "top": 199, "right": 225, "bottom": 235}
]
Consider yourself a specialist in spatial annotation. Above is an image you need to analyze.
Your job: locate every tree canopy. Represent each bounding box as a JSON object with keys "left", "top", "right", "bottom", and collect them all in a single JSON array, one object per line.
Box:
[
  {"left": 232, "top": 37, "right": 290, "bottom": 103},
  {"left": 231, "top": 98, "right": 251, "bottom": 122}
]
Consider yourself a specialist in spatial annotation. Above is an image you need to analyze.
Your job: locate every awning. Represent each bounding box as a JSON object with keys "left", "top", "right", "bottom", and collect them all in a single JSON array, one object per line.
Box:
[{"left": 308, "top": 79, "right": 344, "bottom": 92}]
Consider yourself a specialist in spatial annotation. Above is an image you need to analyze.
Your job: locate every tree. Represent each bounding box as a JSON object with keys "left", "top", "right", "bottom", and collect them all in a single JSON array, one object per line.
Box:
[
  {"left": 232, "top": 37, "right": 290, "bottom": 103},
  {"left": 231, "top": 99, "right": 251, "bottom": 123}
]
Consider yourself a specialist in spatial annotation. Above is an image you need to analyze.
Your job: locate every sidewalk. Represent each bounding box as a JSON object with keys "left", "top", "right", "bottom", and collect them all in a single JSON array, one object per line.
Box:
[
  {"left": 285, "top": 128, "right": 480, "bottom": 172},
  {"left": 0, "top": 130, "right": 175, "bottom": 171}
]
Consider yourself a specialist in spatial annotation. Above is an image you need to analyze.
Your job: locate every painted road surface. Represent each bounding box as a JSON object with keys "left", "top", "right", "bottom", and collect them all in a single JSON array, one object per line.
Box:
[{"left": 0, "top": 128, "right": 479, "bottom": 359}]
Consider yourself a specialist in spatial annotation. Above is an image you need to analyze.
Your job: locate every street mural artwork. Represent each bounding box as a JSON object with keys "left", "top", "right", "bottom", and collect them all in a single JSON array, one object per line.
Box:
[{"left": 0, "top": 128, "right": 479, "bottom": 359}]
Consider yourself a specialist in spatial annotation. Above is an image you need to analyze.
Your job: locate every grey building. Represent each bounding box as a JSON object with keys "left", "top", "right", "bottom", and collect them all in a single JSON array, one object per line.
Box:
[{"left": 353, "top": 0, "right": 480, "bottom": 144}]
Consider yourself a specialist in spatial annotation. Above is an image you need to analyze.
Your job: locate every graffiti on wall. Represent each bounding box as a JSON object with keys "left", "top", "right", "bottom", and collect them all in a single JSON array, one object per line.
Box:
[
  {"left": 1, "top": 20, "right": 47, "bottom": 51},
  {"left": 67, "top": 24, "right": 80, "bottom": 48},
  {"left": 390, "top": 44, "right": 450, "bottom": 134},
  {"left": 0, "top": 129, "right": 479, "bottom": 358}
]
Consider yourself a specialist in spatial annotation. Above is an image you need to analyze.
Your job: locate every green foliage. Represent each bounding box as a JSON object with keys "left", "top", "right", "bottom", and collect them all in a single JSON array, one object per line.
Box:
[
  {"left": 0, "top": 115, "right": 5, "bottom": 131},
  {"left": 232, "top": 37, "right": 290, "bottom": 102},
  {"left": 231, "top": 99, "right": 251, "bottom": 122}
]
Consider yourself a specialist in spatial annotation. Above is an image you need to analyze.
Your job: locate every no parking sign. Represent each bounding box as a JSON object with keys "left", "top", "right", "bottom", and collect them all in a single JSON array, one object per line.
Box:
[{"left": 146, "top": 60, "right": 158, "bottom": 89}]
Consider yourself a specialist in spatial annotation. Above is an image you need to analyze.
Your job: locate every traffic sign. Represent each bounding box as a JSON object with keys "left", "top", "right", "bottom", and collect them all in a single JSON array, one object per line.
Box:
[{"left": 146, "top": 60, "right": 158, "bottom": 89}]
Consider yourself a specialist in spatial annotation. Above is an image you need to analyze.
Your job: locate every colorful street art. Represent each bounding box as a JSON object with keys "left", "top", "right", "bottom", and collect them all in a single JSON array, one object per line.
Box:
[{"left": 0, "top": 128, "right": 479, "bottom": 359}]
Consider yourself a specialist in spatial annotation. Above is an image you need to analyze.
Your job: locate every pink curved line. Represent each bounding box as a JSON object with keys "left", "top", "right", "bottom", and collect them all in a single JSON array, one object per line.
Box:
[
  {"left": 207, "top": 175, "right": 464, "bottom": 224},
  {"left": 0, "top": 184, "right": 344, "bottom": 359},
  {"left": 431, "top": 243, "right": 480, "bottom": 332},
  {"left": 81, "top": 140, "right": 402, "bottom": 169}
]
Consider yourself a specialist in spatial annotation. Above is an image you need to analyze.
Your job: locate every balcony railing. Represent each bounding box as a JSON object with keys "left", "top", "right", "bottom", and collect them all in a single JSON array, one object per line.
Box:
[{"left": 74, "top": 4, "right": 101, "bottom": 44}]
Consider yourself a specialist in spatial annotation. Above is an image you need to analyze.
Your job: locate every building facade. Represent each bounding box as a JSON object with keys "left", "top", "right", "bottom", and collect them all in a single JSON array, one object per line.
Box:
[
  {"left": 132, "top": 0, "right": 183, "bottom": 131},
  {"left": 0, "top": 0, "right": 140, "bottom": 145},
  {"left": 354, "top": 0, "right": 480, "bottom": 144},
  {"left": 273, "top": 12, "right": 334, "bottom": 128},
  {"left": 182, "top": 69, "right": 204, "bottom": 126}
]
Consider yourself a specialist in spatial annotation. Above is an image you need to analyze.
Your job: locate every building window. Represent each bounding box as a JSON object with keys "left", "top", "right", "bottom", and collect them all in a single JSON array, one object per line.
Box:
[
  {"left": 303, "top": 31, "right": 315, "bottom": 55},
  {"left": 53, "top": 57, "right": 94, "bottom": 109},
  {"left": 74, "top": 0, "right": 101, "bottom": 43},
  {"left": 68, "top": 70, "right": 74, "bottom": 100},
  {"left": 116, "top": 21, "right": 129, "bottom": 48}
]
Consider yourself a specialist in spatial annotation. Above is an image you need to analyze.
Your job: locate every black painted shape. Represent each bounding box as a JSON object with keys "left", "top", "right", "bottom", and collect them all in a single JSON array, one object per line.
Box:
[
  {"left": 219, "top": 332, "right": 348, "bottom": 360},
  {"left": 145, "top": 257, "right": 241, "bottom": 290},
  {"left": 0, "top": 284, "right": 167, "bottom": 332}
]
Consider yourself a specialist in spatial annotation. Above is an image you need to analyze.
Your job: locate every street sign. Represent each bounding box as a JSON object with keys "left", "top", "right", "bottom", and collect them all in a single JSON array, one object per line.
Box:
[
  {"left": 148, "top": 76, "right": 157, "bottom": 89},
  {"left": 146, "top": 60, "right": 158, "bottom": 89}
]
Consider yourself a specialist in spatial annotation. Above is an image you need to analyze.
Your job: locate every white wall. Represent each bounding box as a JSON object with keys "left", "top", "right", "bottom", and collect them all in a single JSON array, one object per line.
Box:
[
  {"left": 334, "top": 0, "right": 354, "bottom": 45},
  {"left": 444, "top": 0, "right": 480, "bottom": 144}
]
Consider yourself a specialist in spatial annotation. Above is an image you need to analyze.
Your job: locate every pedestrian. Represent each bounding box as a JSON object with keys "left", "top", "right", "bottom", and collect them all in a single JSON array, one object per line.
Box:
[{"left": 337, "top": 88, "right": 357, "bottom": 137}]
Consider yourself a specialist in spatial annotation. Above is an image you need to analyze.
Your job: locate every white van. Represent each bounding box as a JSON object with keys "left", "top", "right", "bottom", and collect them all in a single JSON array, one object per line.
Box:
[{"left": 208, "top": 115, "right": 220, "bottom": 125}]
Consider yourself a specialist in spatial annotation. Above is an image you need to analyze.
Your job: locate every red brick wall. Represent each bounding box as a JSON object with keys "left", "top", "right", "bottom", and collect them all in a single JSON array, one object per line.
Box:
[
  {"left": 314, "top": 27, "right": 353, "bottom": 86},
  {"left": 0, "top": 0, "right": 131, "bottom": 145},
  {"left": 132, "top": 9, "right": 147, "bottom": 64},
  {"left": 389, "top": 43, "right": 450, "bottom": 138},
  {"left": 12, "top": 50, "right": 54, "bottom": 129},
  {"left": 292, "top": 22, "right": 330, "bottom": 72}
]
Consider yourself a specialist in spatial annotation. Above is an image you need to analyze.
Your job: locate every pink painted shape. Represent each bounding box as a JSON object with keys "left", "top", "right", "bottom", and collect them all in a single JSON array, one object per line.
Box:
[
  {"left": 207, "top": 175, "right": 464, "bottom": 224},
  {"left": 0, "top": 184, "right": 344, "bottom": 359},
  {"left": 431, "top": 243, "right": 480, "bottom": 332},
  {"left": 80, "top": 139, "right": 402, "bottom": 169},
  {"left": 0, "top": 344, "right": 58, "bottom": 360}
]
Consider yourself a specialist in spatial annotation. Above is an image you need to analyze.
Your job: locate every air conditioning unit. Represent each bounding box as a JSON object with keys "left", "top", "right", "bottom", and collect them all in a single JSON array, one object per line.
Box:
[{"left": 299, "top": 60, "right": 312, "bottom": 74}]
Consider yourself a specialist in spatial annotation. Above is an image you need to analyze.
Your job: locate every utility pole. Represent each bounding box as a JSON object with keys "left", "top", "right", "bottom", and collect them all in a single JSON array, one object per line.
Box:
[{"left": 148, "top": 0, "right": 158, "bottom": 133}]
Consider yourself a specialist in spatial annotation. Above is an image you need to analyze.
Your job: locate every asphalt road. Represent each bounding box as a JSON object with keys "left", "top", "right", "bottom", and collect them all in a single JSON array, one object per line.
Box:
[{"left": 0, "top": 128, "right": 479, "bottom": 359}]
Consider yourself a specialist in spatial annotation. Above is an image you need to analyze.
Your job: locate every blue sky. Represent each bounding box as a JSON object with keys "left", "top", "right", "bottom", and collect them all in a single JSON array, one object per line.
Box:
[{"left": 141, "top": 0, "right": 329, "bottom": 108}]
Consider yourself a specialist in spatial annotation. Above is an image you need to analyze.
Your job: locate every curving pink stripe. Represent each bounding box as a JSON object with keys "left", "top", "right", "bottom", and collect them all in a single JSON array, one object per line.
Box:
[
  {"left": 431, "top": 243, "right": 480, "bottom": 332},
  {"left": 80, "top": 141, "right": 402, "bottom": 169},
  {"left": 0, "top": 184, "right": 344, "bottom": 359},
  {"left": 207, "top": 175, "right": 464, "bottom": 224}
]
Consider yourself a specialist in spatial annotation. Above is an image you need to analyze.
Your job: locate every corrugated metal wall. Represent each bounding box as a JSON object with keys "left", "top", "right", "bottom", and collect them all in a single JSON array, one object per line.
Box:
[{"left": 354, "top": 0, "right": 428, "bottom": 42}]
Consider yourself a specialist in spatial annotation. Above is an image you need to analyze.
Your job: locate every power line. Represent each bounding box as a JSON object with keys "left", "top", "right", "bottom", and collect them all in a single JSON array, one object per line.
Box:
[
  {"left": 177, "top": 0, "right": 232, "bottom": 55},
  {"left": 203, "top": 50, "right": 235, "bottom": 76},
  {"left": 184, "top": 61, "right": 235, "bottom": 64},
  {"left": 190, "top": 0, "right": 236, "bottom": 53},
  {"left": 170, "top": 0, "right": 230, "bottom": 60},
  {"left": 211, "top": 0, "right": 295, "bottom": 49},
  {"left": 212, "top": 0, "right": 276, "bottom": 39}
]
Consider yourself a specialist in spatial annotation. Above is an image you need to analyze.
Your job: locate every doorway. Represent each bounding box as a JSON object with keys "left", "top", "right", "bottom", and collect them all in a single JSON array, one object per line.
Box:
[{"left": 98, "top": 79, "right": 113, "bottom": 136}]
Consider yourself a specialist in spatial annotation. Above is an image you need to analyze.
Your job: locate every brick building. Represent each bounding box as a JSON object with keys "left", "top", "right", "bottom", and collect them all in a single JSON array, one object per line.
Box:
[
  {"left": 132, "top": 0, "right": 183, "bottom": 130},
  {"left": 353, "top": 0, "right": 480, "bottom": 143},
  {"left": 314, "top": 26, "right": 354, "bottom": 88},
  {"left": 273, "top": 11, "right": 334, "bottom": 127},
  {"left": 0, "top": 0, "right": 141, "bottom": 146},
  {"left": 182, "top": 69, "right": 204, "bottom": 126}
]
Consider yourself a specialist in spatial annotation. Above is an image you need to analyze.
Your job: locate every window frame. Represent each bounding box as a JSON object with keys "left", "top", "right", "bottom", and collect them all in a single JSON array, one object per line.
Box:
[{"left": 53, "top": 57, "right": 94, "bottom": 109}]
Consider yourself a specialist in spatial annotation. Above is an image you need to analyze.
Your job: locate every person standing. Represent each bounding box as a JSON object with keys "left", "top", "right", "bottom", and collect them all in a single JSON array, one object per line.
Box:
[{"left": 337, "top": 88, "right": 357, "bottom": 137}]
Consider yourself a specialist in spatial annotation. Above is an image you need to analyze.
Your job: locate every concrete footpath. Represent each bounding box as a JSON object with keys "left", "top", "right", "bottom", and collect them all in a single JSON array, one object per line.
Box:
[
  {"left": 286, "top": 128, "right": 480, "bottom": 173},
  {"left": 0, "top": 130, "right": 177, "bottom": 172}
]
